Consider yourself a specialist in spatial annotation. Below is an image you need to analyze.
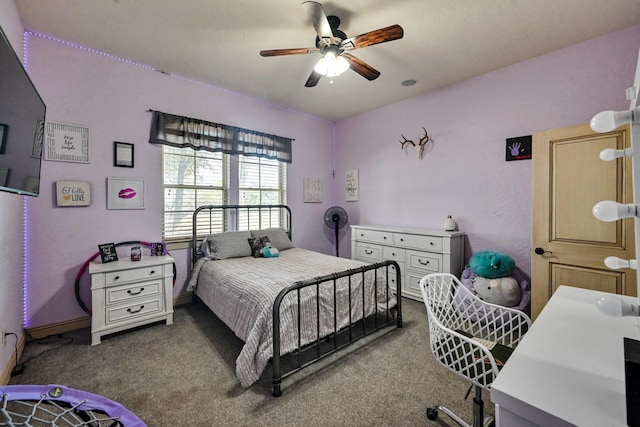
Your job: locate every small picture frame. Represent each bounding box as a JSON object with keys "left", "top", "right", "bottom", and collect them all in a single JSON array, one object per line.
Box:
[
  {"left": 150, "top": 242, "right": 167, "bottom": 256},
  {"left": 98, "top": 243, "right": 118, "bottom": 263},
  {"left": 114, "top": 141, "right": 134, "bottom": 168},
  {"left": 0, "top": 123, "right": 8, "bottom": 154}
]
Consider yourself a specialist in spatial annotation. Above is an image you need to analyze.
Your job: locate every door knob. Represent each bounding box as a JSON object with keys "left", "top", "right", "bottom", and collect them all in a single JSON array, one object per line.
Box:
[{"left": 534, "top": 247, "right": 552, "bottom": 255}]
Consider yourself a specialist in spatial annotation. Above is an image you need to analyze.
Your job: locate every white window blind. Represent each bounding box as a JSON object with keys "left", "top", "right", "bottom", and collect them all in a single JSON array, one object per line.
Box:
[{"left": 162, "top": 145, "right": 227, "bottom": 241}]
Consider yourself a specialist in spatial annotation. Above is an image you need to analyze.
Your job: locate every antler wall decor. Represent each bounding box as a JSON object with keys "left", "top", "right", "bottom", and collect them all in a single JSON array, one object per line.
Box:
[{"left": 399, "top": 127, "right": 432, "bottom": 159}]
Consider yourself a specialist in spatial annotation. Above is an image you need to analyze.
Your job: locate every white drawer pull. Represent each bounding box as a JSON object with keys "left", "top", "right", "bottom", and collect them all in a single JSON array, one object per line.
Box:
[
  {"left": 127, "top": 305, "right": 144, "bottom": 314},
  {"left": 127, "top": 288, "right": 144, "bottom": 296},
  {"left": 419, "top": 259, "right": 430, "bottom": 265}
]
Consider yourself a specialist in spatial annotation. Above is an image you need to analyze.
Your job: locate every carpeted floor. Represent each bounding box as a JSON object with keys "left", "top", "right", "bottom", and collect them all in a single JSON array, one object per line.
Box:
[{"left": 9, "top": 298, "right": 491, "bottom": 426}]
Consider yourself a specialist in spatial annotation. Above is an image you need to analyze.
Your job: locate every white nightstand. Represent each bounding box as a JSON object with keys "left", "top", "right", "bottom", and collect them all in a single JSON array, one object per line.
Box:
[{"left": 89, "top": 255, "right": 174, "bottom": 345}]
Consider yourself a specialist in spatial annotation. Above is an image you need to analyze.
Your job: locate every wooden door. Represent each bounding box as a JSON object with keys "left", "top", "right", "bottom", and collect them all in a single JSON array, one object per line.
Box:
[{"left": 531, "top": 122, "right": 635, "bottom": 320}]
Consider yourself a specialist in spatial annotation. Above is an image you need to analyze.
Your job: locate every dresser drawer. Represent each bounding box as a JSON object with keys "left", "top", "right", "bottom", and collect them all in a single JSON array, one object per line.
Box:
[
  {"left": 355, "top": 242, "right": 382, "bottom": 262},
  {"left": 386, "top": 262, "right": 403, "bottom": 290},
  {"left": 382, "top": 246, "right": 405, "bottom": 262},
  {"left": 105, "top": 265, "right": 164, "bottom": 285},
  {"left": 106, "top": 280, "right": 161, "bottom": 305},
  {"left": 354, "top": 229, "right": 393, "bottom": 245},
  {"left": 395, "top": 233, "right": 443, "bottom": 252},
  {"left": 407, "top": 250, "right": 442, "bottom": 273},
  {"left": 106, "top": 298, "right": 162, "bottom": 324}
]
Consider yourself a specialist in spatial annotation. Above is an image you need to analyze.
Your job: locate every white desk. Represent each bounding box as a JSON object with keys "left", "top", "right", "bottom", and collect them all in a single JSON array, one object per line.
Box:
[{"left": 491, "top": 285, "right": 640, "bottom": 427}]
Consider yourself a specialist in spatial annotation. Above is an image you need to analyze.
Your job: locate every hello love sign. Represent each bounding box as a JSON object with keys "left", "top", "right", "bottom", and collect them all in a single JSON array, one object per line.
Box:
[{"left": 56, "top": 181, "right": 91, "bottom": 206}]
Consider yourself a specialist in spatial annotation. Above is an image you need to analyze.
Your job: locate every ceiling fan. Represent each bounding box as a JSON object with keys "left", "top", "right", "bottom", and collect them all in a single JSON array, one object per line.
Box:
[{"left": 259, "top": 1, "right": 404, "bottom": 87}]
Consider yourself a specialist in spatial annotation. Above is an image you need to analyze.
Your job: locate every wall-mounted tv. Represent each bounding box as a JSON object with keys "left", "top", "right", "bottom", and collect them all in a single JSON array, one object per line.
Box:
[{"left": 0, "top": 25, "right": 46, "bottom": 196}]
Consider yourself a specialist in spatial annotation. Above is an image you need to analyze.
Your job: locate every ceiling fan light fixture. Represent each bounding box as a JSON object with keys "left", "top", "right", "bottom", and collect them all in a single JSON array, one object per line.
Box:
[{"left": 314, "top": 51, "right": 350, "bottom": 77}]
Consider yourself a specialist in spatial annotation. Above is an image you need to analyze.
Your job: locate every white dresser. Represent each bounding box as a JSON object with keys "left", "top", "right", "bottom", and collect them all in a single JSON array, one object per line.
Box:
[
  {"left": 351, "top": 225, "right": 465, "bottom": 301},
  {"left": 89, "top": 255, "right": 174, "bottom": 345}
]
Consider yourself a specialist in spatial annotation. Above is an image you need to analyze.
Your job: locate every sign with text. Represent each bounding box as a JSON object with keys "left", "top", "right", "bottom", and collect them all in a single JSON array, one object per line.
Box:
[{"left": 56, "top": 181, "right": 91, "bottom": 206}]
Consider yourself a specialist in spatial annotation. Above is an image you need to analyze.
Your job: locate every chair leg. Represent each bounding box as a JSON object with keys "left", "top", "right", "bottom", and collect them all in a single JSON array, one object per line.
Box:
[{"left": 426, "top": 386, "right": 494, "bottom": 427}]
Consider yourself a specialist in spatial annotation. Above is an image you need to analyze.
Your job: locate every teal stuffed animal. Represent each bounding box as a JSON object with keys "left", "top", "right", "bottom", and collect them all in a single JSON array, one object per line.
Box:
[
  {"left": 469, "top": 251, "right": 515, "bottom": 279},
  {"left": 260, "top": 245, "right": 279, "bottom": 258}
]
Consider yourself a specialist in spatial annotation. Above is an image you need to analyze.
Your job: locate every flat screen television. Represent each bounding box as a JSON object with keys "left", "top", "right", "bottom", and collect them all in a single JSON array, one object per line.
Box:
[{"left": 0, "top": 24, "right": 46, "bottom": 196}]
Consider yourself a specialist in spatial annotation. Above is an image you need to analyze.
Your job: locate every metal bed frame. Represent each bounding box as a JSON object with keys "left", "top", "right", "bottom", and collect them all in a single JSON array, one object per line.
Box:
[{"left": 191, "top": 204, "right": 403, "bottom": 396}]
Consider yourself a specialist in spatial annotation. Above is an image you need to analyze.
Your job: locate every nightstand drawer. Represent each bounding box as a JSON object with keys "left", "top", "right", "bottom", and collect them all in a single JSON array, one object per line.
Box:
[
  {"left": 354, "top": 229, "right": 393, "bottom": 245},
  {"left": 106, "top": 298, "right": 162, "bottom": 324},
  {"left": 395, "top": 233, "right": 443, "bottom": 251},
  {"left": 407, "top": 251, "right": 441, "bottom": 273},
  {"left": 106, "top": 280, "right": 161, "bottom": 305},
  {"left": 105, "top": 265, "right": 163, "bottom": 285},
  {"left": 355, "top": 243, "right": 382, "bottom": 261}
]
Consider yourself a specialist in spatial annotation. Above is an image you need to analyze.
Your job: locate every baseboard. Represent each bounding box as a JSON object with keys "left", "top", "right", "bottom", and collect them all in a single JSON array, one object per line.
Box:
[
  {"left": 25, "top": 292, "right": 194, "bottom": 340},
  {"left": 26, "top": 316, "right": 92, "bottom": 341},
  {"left": 0, "top": 332, "right": 26, "bottom": 385}
]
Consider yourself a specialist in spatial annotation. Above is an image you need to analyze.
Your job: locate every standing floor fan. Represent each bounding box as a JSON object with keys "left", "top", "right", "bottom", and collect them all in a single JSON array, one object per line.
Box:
[{"left": 324, "top": 206, "right": 348, "bottom": 257}]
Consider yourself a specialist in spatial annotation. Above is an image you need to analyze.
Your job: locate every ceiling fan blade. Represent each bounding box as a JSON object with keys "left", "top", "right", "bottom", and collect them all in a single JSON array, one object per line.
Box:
[
  {"left": 341, "top": 24, "right": 404, "bottom": 50},
  {"left": 305, "top": 70, "right": 322, "bottom": 87},
  {"left": 342, "top": 53, "right": 380, "bottom": 81},
  {"left": 302, "top": 1, "right": 335, "bottom": 46},
  {"left": 260, "top": 47, "right": 319, "bottom": 57}
]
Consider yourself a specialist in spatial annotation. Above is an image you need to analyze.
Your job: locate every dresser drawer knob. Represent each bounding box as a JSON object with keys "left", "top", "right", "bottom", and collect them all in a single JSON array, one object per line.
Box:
[
  {"left": 383, "top": 236, "right": 387, "bottom": 239},
  {"left": 127, "top": 305, "right": 144, "bottom": 314},
  {"left": 127, "top": 288, "right": 144, "bottom": 296},
  {"left": 400, "top": 238, "right": 404, "bottom": 242},
  {"left": 430, "top": 242, "right": 434, "bottom": 245},
  {"left": 419, "top": 259, "right": 430, "bottom": 265},
  {"left": 365, "top": 249, "right": 373, "bottom": 255},
  {"left": 114, "top": 275, "right": 120, "bottom": 281},
  {"left": 150, "top": 270, "right": 156, "bottom": 275}
]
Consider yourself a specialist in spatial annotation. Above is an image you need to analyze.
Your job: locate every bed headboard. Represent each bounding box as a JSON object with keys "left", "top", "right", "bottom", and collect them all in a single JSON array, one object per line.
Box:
[{"left": 191, "top": 204, "right": 292, "bottom": 264}]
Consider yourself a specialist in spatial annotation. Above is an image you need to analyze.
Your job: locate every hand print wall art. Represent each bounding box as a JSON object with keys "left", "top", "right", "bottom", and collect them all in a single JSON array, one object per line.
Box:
[{"left": 505, "top": 135, "right": 532, "bottom": 161}]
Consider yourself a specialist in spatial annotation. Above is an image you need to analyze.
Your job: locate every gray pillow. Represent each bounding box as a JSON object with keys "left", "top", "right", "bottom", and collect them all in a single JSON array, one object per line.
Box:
[
  {"left": 206, "top": 231, "right": 252, "bottom": 259},
  {"left": 250, "top": 228, "right": 294, "bottom": 251}
]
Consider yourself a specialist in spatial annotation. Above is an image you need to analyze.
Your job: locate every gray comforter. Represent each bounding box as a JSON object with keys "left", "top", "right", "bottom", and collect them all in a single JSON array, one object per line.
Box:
[{"left": 187, "top": 248, "right": 396, "bottom": 388}]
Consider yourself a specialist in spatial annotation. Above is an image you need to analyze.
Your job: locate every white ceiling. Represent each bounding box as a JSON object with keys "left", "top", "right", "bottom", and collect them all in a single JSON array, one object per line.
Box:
[{"left": 14, "top": 0, "right": 640, "bottom": 122}]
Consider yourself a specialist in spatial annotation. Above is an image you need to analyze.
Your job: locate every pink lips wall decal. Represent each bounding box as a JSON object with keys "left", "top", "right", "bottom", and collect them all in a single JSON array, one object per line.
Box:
[{"left": 118, "top": 188, "right": 137, "bottom": 199}]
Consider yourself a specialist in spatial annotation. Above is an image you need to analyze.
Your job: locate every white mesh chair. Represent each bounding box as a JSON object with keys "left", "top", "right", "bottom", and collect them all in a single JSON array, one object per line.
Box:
[{"left": 420, "top": 273, "right": 531, "bottom": 427}]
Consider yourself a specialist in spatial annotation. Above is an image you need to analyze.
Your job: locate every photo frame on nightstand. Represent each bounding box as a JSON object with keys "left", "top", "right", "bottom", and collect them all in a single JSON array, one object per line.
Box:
[{"left": 98, "top": 243, "right": 118, "bottom": 263}]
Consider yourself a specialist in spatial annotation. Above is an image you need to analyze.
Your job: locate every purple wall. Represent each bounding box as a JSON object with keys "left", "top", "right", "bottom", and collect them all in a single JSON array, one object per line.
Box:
[
  {"left": 23, "top": 34, "right": 335, "bottom": 328},
  {"left": 335, "top": 25, "right": 640, "bottom": 278},
  {"left": 3, "top": 8, "right": 639, "bottom": 331}
]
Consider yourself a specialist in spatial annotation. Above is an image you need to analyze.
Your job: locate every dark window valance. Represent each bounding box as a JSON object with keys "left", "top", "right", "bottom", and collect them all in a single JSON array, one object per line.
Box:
[{"left": 148, "top": 110, "right": 293, "bottom": 163}]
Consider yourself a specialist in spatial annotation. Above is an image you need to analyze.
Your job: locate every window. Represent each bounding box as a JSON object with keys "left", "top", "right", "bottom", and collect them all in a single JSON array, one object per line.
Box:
[
  {"left": 238, "top": 155, "right": 287, "bottom": 230},
  {"left": 162, "top": 146, "right": 227, "bottom": 241},
  {"left": 162, "top": 148, "right": 286, "bottom": 243}
]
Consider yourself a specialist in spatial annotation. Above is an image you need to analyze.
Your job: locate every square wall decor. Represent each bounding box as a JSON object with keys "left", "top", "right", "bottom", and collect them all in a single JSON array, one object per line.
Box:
[
  {"left": 107, "top": 177, "right": 145, "bottom": 210},
  {"left": 45, "top": 121, "right": 90, "bottom": 163},
  {"left": 56, "top": 181, "right": 91, "bottom": 206}
]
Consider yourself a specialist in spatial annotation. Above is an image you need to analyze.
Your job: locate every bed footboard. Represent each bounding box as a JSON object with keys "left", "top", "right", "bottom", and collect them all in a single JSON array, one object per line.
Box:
[{"left": 271, "top": 260, "right": 402, "bottom": 397}]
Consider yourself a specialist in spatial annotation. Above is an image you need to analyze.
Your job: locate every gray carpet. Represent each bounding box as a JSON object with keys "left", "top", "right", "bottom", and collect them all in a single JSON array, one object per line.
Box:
[{"left": 9, "top": 298, "right": 491, "bottom": 426}]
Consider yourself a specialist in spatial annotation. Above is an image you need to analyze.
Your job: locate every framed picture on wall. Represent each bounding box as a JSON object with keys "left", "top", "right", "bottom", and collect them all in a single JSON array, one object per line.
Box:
[
  {"left": 346, "top": 169, "right": 359, "bottom": 202},
  {"left": 107, "top": 177, "right": 145, "bottom": 210},
  {"left": 114, "top": 141, "right": 134, "bottom": 168},
  {"left": 44, "top": 121, "right": 90, "bottom": 163}
]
